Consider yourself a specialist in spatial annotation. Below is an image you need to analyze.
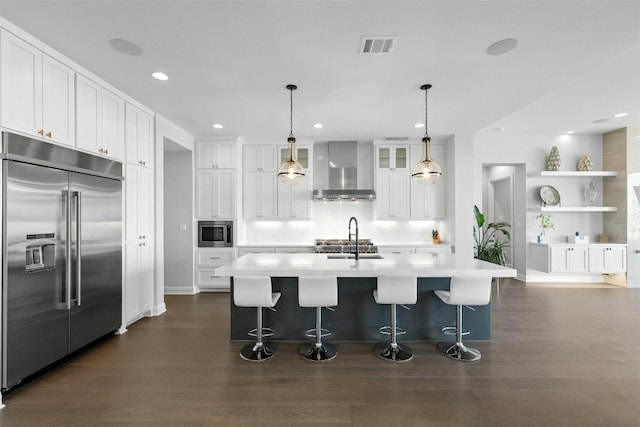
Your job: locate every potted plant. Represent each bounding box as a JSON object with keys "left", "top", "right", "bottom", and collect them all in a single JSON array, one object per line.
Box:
[
  {"left": 473, "top": 205, "right": 511, "bottom": 266},
  {"left": 535, "top": 213, "right": 554, "bottom": 242}
]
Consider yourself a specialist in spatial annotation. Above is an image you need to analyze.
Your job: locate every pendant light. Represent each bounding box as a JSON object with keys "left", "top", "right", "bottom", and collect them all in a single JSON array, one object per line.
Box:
[
  {"left": 411, "top": 84, "right": 442, "bottom": 185},
  {"left": 277, "top": 84, "right": 305, "bottom": 186}
]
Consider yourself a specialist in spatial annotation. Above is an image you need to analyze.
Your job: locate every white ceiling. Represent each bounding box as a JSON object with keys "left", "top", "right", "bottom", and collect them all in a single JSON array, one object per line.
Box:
[{"left": 1, "top": 1, "right": 639, "bottom": 144}]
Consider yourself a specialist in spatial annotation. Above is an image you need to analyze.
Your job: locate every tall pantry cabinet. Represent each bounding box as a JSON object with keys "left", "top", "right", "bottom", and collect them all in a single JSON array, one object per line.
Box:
[{"left": 124, "top": 106, "right": 155, "bottom": 324}]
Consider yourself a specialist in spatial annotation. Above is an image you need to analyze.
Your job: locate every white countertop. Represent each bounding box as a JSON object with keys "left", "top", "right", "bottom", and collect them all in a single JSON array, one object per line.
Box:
[{"left": 214, "top": 253, "right": 516, "bottom": 278}]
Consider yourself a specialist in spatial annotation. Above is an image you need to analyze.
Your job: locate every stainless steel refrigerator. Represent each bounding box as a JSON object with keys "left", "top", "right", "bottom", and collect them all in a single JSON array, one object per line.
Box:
[{"left": 2, "top": 132, "right": 123, "bottom": 390}]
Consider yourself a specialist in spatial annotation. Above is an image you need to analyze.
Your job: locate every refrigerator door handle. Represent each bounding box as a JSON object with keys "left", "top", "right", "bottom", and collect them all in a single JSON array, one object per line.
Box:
[
  {"left": 74, "top": 191, "right": 82, "bottom": 307},
  {"left": 62, "top": 190, "right": 71, "bottom": 309}
]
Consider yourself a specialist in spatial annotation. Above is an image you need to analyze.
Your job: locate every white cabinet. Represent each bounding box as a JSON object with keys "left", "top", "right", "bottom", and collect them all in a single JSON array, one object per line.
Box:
[
  {"left": 550, "top": 246, "right": 589, "bottom": 273},
  {"left": 244, "top": 145, "right": 277, "bottom": 171},
  {"left": 76, "top": 74, "right": 125, "bottom": 159},
  {"left": 376, "top": 172, "right": 410, "bottom": 219},
  {"left": 589, "top": 245, "right": 626, "bottom": 273},
  {"left": 531, "top": 243, "right": 627, "bottom": 274},
  {"left": 280, "top": 146, "right": 311, "bottom": 169},
  {"left": 125, "top": 103, "right": 154, "bottom": 167},
  {"left": 124, "top": 164, "right": 154, "bottom": 323},
  {"left": 376, "top": 145, "right": 409, "bottom": 171},
  {"left": 196, "top": 169, "right": 236, "bottom": 218},
  {"left": 0, "top": 29, "right": 75, "bottom": 146},
  {"left": 198, "top": 140, "right": 236, "bottom": 169},
  {"left": 243, "top": 145, "right": 279, "bottom": 220},
  {"left": 195, "top": 140, "right": 238, "bottom": 219},
  {"left": 277, "top": 176, "right": 311, "bottom": 219},
  {"left": 243, "top": 171, "right": 277, "bottom": 219},
  {"left": 195, "top": 249, "right": 233, "bottom": 291},
  {"left": 410, "top": 144, "right": 445, "bottom": 219}
]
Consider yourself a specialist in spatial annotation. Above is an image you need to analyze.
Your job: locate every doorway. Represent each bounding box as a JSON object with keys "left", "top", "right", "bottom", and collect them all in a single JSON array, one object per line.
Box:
[
  {"left": 163, "top": 138, "right": 194, "bottom": 293},
  {"left": 483, "top": 164, "right": 526, "bottom": 280}
]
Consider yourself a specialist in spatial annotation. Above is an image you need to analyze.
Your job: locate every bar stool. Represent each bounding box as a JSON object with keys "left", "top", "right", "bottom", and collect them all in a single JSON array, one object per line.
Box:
[
  {"left": 298, "top": 276, "right": 338, "bottom": 361},
  {"left": 373, "top": 274, "right": 417, "bottom": 362},
  {"left": 233, "top": 276, "right": 281, "bottom": 362},
  {"left": 434, "top": 276, "right": 492, "bottom": 362}
]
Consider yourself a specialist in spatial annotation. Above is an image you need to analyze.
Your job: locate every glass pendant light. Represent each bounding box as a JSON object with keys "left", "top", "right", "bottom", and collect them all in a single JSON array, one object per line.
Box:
[
  {"left": 277, "top": 84, "right": 305, "bottom": 186},
  {"left": 411, "top": 84, "right": 442, "bottom": 185}
]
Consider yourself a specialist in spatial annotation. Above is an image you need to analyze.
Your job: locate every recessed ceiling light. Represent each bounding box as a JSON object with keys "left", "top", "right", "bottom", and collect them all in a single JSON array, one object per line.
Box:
[
  {"left": 152, "top": 71, "right": 168, "bottom": 81},
  {"left": 567, "top": 130, "right": 574, "bottom": 134},
  {"left": 110, "top": 38, "right": 143, "bottom": 56},
  {"left": 613, "top": 112, "right": 628, "bottom": 118},
  {"left": 313, "top": 123, "right": 323, "bottom": 129},
  {"left": 593, "top": 118, "right": 610, "bottom": 124},
  {"left": 414, "top": 123, "right": 424, "bottom": 128},
  {"left": 486, "top": 38, "right": 518, "bottom": 56},
  {"left": 488, "top": 127, "right": 505, "bottom": 132},
  {"left": 213, "top": 123, "right": 223, "bottom": 129}
]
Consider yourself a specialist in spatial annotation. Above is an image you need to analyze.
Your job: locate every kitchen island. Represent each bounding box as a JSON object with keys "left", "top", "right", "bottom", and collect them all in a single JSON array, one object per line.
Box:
[{"left": 215, "top": 253, "right": 516, "bottom": 342}]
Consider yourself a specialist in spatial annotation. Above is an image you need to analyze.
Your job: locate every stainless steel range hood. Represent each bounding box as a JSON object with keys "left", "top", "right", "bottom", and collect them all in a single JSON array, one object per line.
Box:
[{"left": 312, "top": 141, "right": 375, "bottom": 200}]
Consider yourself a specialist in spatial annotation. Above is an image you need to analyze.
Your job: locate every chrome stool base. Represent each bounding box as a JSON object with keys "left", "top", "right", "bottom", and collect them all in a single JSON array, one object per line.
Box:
[
  {"left": 374, "top": 342, "right": 413, "bottom": 362},
  {"left": 240, "top": 342, "right": 278, "bottom": 362},
  {"left": 437, "top": 342, "right": 481, "bottom": 362},
  {"left": 299, "top": 342, "right": 337, "bottom": 362}
]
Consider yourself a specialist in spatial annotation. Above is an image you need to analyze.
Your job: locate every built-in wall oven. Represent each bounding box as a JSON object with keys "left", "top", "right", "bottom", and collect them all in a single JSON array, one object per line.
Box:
[{"left": 197, "top": 221, "right": 233, "bottom": 247}]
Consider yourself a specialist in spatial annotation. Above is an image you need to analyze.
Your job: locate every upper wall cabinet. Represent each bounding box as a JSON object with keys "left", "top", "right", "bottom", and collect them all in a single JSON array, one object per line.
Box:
[
  {"left": 125, "top": 103, "right": 154, "bottom": 168},
  {"left": 76, "top": 74, "right": 125, "bottom": 160},
  {"left": 198, "top": 140, "right": 236, "bottom": 169},
  {"left": 410, "top": 144, "right": 445, "bottom": 219},
  {"left": 244, "top": 145, "right": 277, "bottom": 172},
  {"left": 0, "top": 29, "right": 75, "bottom": 146},
  {"left": 376, "top": 145, "right": 408, "bottom": 171}
]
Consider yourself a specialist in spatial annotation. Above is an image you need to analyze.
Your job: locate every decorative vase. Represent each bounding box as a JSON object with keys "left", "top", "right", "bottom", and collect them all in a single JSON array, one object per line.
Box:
[
  {"left": 547, "top": 146, "right": 561, "bottom": 171},
  {"left": 578, "top": 153, "right": 592, "bottom": 171}
]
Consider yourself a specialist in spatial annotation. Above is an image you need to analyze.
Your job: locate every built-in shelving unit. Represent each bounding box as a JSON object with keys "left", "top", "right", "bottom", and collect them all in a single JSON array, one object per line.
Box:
[{"left": 534, "top": 170, "right": 619, "bottom": 212}]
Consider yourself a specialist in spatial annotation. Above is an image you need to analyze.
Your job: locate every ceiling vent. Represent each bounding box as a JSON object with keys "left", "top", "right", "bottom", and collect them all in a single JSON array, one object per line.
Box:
[
  {"left": 360, "top": 36, "right": 397, "bottom": 54},
  {"left": 384, "top": 136, "right": 409, "bottom": 141}
]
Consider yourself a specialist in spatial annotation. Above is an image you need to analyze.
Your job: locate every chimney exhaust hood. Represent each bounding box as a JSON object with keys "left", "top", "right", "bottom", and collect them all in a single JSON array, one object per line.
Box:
[{"left": 312, "top": 141, "right": 376, "bottom": 201}]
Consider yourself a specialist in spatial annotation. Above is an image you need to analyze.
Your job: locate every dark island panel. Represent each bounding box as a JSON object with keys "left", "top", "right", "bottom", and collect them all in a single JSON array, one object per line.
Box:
[{"left": 230, "top": 277, "right": 490, "bottom": 342}]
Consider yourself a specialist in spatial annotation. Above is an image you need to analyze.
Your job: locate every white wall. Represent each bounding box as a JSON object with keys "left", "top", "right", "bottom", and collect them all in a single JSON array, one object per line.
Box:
[{"left": 164, "top": 150, "right": 194, "bottom": 293}]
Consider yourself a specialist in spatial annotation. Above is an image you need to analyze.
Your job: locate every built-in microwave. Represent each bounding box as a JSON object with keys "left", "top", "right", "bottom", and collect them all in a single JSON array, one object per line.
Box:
[{"left": 197, "top": 221, "right": 233, "bottom": 247}]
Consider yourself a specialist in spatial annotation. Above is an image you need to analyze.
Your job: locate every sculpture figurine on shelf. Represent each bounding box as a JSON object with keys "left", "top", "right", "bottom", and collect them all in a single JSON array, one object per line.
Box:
[
  {"left": 578, "top": 153, "right": 593, "bottom": 171},
  {"left": 547, "top": 146, "right": 561, "bottom": 171},
  {"left": 432, "top": 229, "right": 442, "bottom": 244},
  {"left": 584, "top": 181, "right": 597, "bottom": 206}
]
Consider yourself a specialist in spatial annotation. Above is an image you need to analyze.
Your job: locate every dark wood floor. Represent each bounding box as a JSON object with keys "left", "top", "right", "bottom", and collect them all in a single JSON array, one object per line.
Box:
[{"left": 1, "top": 279, "right": 639, "bottom": 426}]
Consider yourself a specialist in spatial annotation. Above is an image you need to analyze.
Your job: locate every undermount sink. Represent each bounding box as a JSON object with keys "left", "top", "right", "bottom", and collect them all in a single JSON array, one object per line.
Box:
[{"left": 326, "top": 254, "right": 384, "bottom": 260}]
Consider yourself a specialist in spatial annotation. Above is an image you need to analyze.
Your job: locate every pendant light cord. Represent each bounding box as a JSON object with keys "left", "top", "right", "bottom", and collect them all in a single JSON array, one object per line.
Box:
[
  {"left": 424, "top": 85, "right": 429, "bottom": 140},
  {"left": 289, "top": 87, "right": 294, "bottom": 138}
]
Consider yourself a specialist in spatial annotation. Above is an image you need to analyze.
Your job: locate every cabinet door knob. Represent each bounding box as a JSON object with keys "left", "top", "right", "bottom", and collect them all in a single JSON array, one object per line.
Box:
[
  {"left": 46, "top": 131, "right": 52, "bottom": 138},
  {"left": 38, "top": 129, "right": 44, "bottom": 135}
]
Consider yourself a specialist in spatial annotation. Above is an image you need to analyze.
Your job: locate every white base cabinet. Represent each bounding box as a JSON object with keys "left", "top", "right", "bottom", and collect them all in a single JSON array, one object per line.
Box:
[
  {"left": 589, "top": 246, "right": 627, "bottom": 273},
  {"left": 196, "top": 249, "right": 233, "bottom": 291},
  {"left": 530, "top": 243, "right": 627, "bottom": 274}
]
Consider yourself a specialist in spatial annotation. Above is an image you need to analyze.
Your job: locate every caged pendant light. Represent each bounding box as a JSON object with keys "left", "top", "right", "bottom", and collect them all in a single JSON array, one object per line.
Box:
[
  {"left": 411, "top": 84, "right": 442, "bottom": 185},
  {"left": 277, "top": 84, "right": 305, "bottom": 186}
]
